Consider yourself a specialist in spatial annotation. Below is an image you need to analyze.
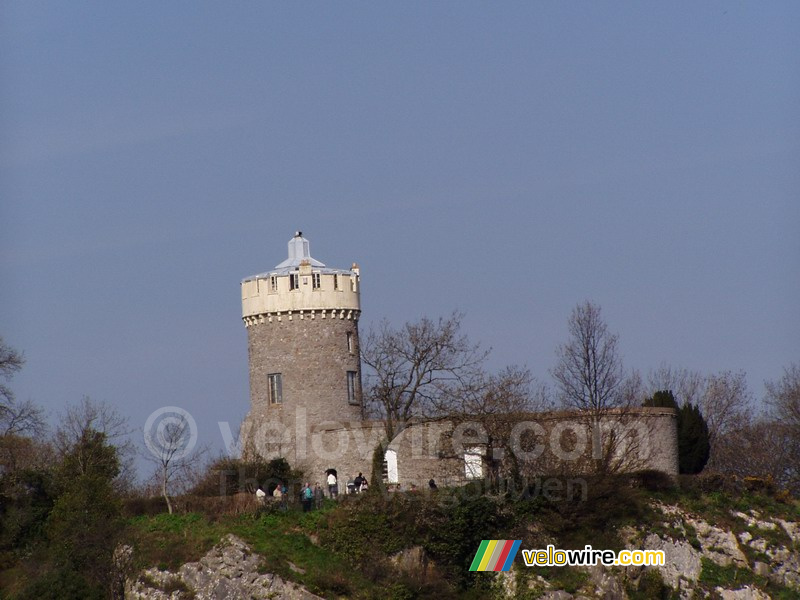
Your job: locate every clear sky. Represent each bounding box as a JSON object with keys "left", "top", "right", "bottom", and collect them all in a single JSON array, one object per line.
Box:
[{"left": 1, "top": 3, "right": 798, "bottom": 473}]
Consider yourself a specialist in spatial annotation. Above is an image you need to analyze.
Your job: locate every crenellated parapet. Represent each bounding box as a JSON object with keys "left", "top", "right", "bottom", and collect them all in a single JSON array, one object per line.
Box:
[{"left": 243, "top": 308, "right": 360, "bottom": 326}]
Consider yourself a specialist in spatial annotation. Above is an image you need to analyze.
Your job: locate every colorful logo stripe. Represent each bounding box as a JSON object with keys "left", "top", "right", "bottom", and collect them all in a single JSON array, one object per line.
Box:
[{"left": 469, "top": 540, "right": 521, "bottom": 572}]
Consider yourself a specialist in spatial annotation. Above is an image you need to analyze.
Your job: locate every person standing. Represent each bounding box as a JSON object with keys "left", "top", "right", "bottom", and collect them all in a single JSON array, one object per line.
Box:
[
  {"left": 314, "top": 482, "right": 324, "bottom": 509},
  {"left": 327, "top": 472, "right": 338, "bottom": 499},
  {"left": 302, "top": 482, "right": 313, "bottom": 512},
  {"left": 272, "top": 482, "right": 286, "bottom": 510}
]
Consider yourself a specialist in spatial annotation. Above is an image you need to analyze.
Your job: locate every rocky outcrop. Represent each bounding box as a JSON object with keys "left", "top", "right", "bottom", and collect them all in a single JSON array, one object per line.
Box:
[
  {"left": 125, "top": 534, "right": 323, "bottom": 600},
  {"left": 493, "top": 503, "right": 800, "bottom": 600},
  {"left": 715, "top": 586, "right": 771, "bottom": 600},
  {"left": 637, "top": 533, "right": 701, "bottom": 588},
  {"left": 390, "top": 545, "right": 435, "bottom": 576}
]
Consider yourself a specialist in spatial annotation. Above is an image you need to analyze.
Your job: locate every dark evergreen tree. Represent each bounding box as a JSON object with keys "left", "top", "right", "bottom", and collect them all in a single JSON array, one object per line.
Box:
[
  {"left": 643, "top": 390, "right": 679, "bottom": 410},
  {"left": 677, "top": 403, "right": 710, "bottom": 474},
  {"left": 644, "top": 390, "right": 710, "bottom": 475}
]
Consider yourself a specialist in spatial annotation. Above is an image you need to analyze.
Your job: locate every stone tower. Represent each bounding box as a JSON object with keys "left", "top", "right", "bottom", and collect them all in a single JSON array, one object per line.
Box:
[{"left": 240, "top": 232, "right": 363, "bottom": 474}]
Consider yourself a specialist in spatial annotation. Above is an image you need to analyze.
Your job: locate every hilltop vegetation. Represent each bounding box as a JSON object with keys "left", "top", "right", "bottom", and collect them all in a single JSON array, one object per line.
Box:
[
  {"left": 6, "top": 445, "right": 799, "bottom": 600},
  {"left": 125, "top": 474, "right": 800, "bottom": 599}
]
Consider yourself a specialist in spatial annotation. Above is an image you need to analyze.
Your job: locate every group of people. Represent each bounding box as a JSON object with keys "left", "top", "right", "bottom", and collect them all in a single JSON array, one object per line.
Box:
[
  {"left": 255, "top": 471, "right": 371, "bottom": 511},
  {"left": 255, "top": 481, "right": 324, "bottom": 511},
  {"left": 326, "top": 471, "right": 369, "bottom": 497}
]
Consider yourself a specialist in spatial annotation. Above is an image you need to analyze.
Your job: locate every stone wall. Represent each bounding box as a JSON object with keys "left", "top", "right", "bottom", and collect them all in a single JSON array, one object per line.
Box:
[
  {"left": 386, "top": 407, "right": 679, "bottom": 489},
  {"left": 242, "top": 316, "right": 363, "bottom": 469},
  {"left": 244, "top": 407, "right": 678, "bottom": 491}
]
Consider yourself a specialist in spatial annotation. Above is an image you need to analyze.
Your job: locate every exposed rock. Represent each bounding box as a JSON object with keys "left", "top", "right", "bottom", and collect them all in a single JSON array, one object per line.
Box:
[
  {"left": 126, "top": 534, "right": 323, "bottom": 600},
  {"left": 738, "top": 531, "right": 752, "bottom": 545},
  {"left": 715, "top": 586, "right": 771, "bottom": 600},
  {"left": 639, "top": 533, "right": 702, "bottom": 588},
  {"left": 733, "top": 511, "right": 777, "bottom": 531},
  {"left": 766, "top": 545, "right": 800, "bottom": 588},
  {"left": 492, "top": 570, "right": 516, "bottom": 598},
  {"left": 688, "top": 517, "right": 748, "bottom": 567},
  {"left": 777, "top": 519, "right": 800, "bottom": 545},
  {"left": 287, "top": 562, "right": 305, "bottom": 574},
  {"left": 540, "top": 591, "right": 574, "bottom": 600},
  {"left": 390, "top": 545, "right": 434, "bottom": 576},
  {"left": 752, "top": 561, "right": 770, "bottom": 577},
  {"left": 112, "top": 544, "right": 135, "bottom": 600},
  {"left": 586, "top": 564, "right": 626, "bottom": 600}
]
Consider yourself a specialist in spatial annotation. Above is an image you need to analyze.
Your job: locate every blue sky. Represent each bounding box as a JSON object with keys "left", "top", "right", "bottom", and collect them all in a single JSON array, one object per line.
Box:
[{"left": 1, "top": 3, "right": 798, "bottom": 474}]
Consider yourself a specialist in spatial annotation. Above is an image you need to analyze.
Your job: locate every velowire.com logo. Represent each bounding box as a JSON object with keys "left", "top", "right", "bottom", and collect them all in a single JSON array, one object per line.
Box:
[{"left": 469, "top": 540, "right": 522, "bottom": 572}]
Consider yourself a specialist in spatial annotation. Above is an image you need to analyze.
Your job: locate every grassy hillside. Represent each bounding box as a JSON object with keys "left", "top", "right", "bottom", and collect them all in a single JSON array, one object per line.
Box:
[{"left": 123, "top": 475, "right": 800, "bottom": 599}]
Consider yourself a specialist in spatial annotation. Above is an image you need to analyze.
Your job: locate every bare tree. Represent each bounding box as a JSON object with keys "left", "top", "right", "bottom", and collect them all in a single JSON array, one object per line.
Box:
[
  {"left": 766, "top": 363, "right": 800, "bottom": 436},
  {"left": 143, "top": 409, "right": 205, "bottom": 513},
  {"left": 765, "top": 364, "right": 800, "bottom": 492},
  {"left": 361, "top": 312, "right": 487, "bottom": 438},
  {"left": 0, "top": 337, "right": 45, "bottom": 437},
  {"left": 0, "top": 337, "right": 23, "bottom": 401},
  {"left": 551, "top": 302, "right": 656, "bottom": 476},
  {"left": 698, "top": 371, "right": 754, "bottom": 474},
  {"left": 710, "top": 417, "right": 797, "bottom": 492},
  {"left": 551, "top": 301, "right": 626, "bottom": 412},
  {"left": 454, "top": 366, "right": 547, "bottom": 419},
  {"left": 647, "top": 364, "right": 706, "bottom": 407},
  {"left": 700, "top": 370, "right": 753, "bottom": 447},
  {"left": 445, "top": 366, "right": 551, "bottom": 486},
  {"left": 1, "top": 397, "right": 46, "bottom": 437}
]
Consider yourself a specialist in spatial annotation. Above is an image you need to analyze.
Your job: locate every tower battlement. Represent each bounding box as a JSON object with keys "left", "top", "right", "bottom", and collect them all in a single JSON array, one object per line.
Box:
[{"left": 242, "top": 232, "right": 360, "bottom": 324}]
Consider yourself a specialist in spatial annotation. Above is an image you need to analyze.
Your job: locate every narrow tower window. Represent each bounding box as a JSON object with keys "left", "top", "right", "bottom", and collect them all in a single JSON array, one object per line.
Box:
[
  {"left": 333, "top": 274, "right": 339, "bottom": 290},
  {"left": 346, "top": 332, "right": 354, "bottom": 354},
  {"left": 270, "top": 276, "right": 278, "bottom": 292},
  {"left": 312, "top": 273, "right": 321, "bottom": 289},
  {"left": 268, "top": 373, "right": 283, "bottom": 404},
  {"left": 347, "top": 371, "right": 358, "bottom": 405},
  {"left": 289, "top": 273, "right": 299, "bottom": 290},
  {"left": 350, "top": 275, "right": 357, "bottom": 292}
]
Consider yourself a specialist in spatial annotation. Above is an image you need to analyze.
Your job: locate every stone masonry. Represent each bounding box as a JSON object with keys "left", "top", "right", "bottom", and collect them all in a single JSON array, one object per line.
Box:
[{"left": 240, "top": 233, "right": 679, "bottom": 489}]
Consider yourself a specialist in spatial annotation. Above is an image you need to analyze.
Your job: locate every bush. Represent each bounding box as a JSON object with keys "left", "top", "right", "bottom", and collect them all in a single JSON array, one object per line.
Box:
[
  {"left": 628, "top": 569, "right": 674, "bottom": 600},
  {"left": 122, "top": 495, "right": 168, "bottom": 517},
  {"left": 15, "top": 564, "right": 105, "bottom": 600},
  {"left": 629, "top": 470, "right": 677, "bottom": 492},
  {"left": 189, "top": 457, "right": 300, "bottom": 497}
]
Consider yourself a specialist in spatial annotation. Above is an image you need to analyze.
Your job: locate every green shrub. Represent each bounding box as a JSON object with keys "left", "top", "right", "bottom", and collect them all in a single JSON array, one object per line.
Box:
[
  {"left": 699, "top": 557, "right": 755, "bottom": 588},
  {"left": 14, "top": 565, "right": 105, "bottom": 600},
  {"left": 630, "top": 470, "right": 677, "bottom": 492},
  {"left": 190, "top": 457, "right": 301, "bottom": 497},
  {"left": 627, "top": 569, "right": 676, "bottom": 600}
]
